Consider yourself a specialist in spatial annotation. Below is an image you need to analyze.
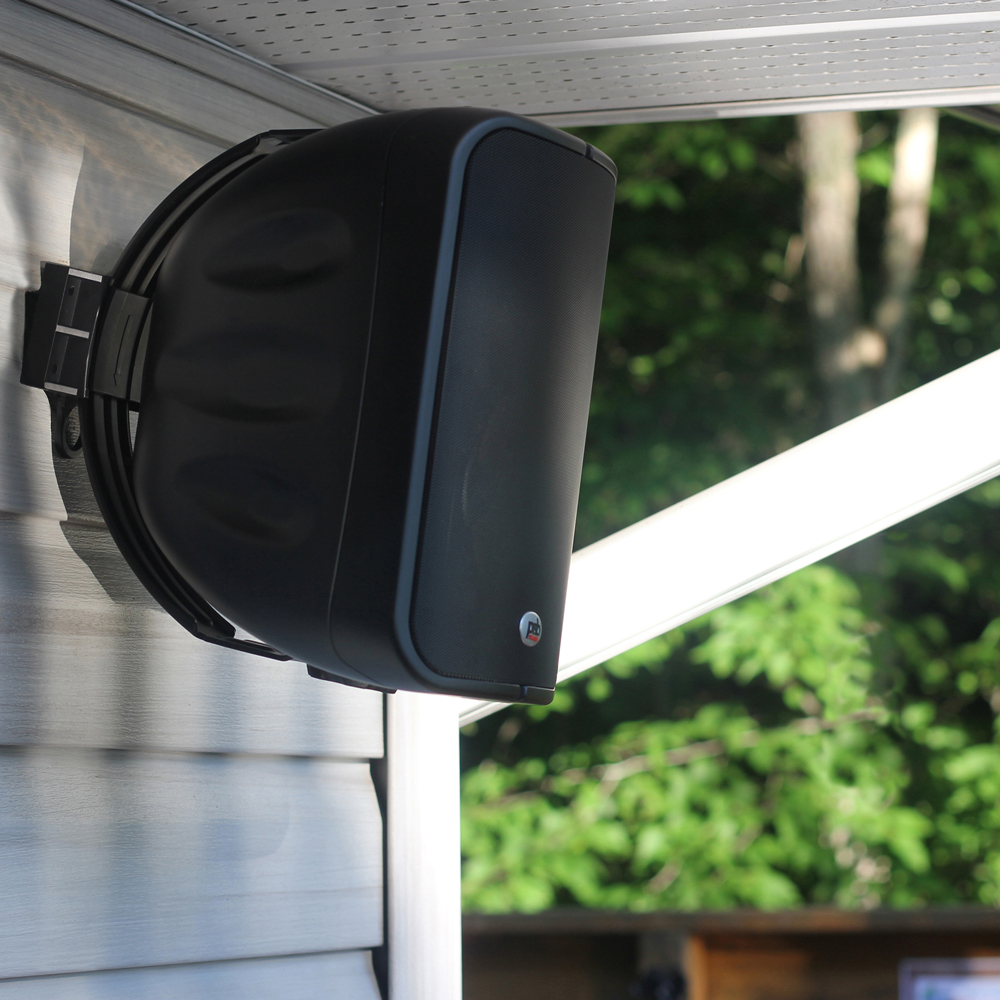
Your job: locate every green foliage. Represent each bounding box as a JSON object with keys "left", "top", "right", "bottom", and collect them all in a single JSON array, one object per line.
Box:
[
  {"left": 463, "top": 568, "right": 1000, "bottom": 912},
  {"left": 461, "top": 112, "right": 1000, "bottom": 914},
  {"left": 571, "top": 113, "right": 1000, "bottom": 547},
  {"left": 693, "top": 567, "right": 874, "bottom": 717},
  {"left": 573, "top": 117, "right": 814, "bottom": 547}
]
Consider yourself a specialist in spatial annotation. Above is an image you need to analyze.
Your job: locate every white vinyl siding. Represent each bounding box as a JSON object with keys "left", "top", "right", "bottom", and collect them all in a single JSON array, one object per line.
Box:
[{"left": 0, "top": 10, "right": 384, "bottom": 995}]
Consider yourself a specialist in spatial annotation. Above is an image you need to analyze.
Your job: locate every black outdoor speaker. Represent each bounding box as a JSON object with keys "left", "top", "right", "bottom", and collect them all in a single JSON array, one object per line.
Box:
[{"left": 21, "top": 108, "right": 616, "bottom": 703}]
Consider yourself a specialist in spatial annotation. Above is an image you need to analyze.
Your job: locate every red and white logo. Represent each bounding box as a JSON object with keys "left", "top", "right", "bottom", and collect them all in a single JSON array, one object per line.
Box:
[{"left": 519, "top": 612, "right": 542, "bottom": 646}]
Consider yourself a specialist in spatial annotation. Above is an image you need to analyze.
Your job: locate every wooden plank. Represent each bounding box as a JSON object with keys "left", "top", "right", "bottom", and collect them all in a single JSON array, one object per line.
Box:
[
  {"left": 0, "top": 747, "right": 383, "bottom": 979},
  {"left": 686, "top": 935, "right": 709, "bottom": 1000},
  {"left": 0, "top": 0, "right": 353, "bottom": 144},
  {"left": 463, "top": 934, "right": 636, "bottom": 1000},
  {"left": 387, "top": 693, "right": 462, "bottom": 1000},
  {"left": 0, "top": 951, "right": 382, "bottom": 999},
  {"left": 696, "top": 931, "right": 1000, "bottom": 1000}
]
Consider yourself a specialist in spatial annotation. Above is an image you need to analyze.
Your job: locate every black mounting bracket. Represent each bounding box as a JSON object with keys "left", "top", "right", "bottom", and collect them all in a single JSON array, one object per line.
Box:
[
  {"left": 22, "top": 263, "right": 151, "bottom": 406},
  {"left": 19, "top": 131, "right": 319, "bottom": 665}
]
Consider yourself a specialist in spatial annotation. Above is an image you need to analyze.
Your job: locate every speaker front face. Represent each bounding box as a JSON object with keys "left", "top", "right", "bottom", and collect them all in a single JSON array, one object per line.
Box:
[{"left": 402, "top": 126, "right": 616, "bottom": 699}]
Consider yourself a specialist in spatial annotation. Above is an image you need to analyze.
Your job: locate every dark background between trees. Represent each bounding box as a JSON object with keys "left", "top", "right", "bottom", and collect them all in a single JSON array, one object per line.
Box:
[{"left": 461, "top": 111, "right": 1000, "bottom": 913}]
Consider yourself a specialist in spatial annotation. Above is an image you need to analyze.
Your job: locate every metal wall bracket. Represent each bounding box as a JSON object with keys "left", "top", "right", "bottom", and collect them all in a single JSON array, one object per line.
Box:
[
  {"left": 21, "top": 263, "right": 107, "bottom": 396},
  {"left": 21, "top": 263, "right": 150, "bottom": 406}
]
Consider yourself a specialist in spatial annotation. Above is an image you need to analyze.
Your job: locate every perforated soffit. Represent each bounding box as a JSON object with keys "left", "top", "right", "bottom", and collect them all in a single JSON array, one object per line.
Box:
[{"left": 136, "top": 2, "right": 1000, "bottom": 126}]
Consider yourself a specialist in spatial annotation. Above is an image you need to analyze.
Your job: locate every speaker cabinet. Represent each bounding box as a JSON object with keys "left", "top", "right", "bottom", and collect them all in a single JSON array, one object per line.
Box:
[{"left": 29, "top": 108, "right": 616, "bottom": 702}]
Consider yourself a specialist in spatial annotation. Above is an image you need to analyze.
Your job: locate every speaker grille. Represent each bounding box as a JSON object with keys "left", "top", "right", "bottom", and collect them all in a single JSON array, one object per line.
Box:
[{"left": 411, "top": 128, "right": 614, "bottom": 687}]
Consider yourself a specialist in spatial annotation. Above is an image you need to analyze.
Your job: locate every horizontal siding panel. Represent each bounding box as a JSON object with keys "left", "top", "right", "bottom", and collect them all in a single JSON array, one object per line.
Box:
[
  {"left": 0, "top": 951, "right": 381, "bottom": 999},
  {"left": 0, "top": 748, "right": 383, "bottom": 979},
  {"left": 0, "top": 58, "right": 231, "bottom": 524},
  {"left": 0, "top": 510, "right": 383, "bottom": 757}
]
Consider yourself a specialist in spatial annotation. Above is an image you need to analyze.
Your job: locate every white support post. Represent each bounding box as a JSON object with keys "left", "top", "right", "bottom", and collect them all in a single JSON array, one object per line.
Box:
[
  {"left": 387, "top": 691, "right": 463, "bottom": 1000},
  {"left": 460, "top": 348, "right": 1000, "bottom": 726}
]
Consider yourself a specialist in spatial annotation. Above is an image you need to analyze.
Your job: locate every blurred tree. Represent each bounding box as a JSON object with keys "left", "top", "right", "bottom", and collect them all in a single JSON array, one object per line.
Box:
[
  {"left": 798, "top": 108, "right": 937, "bottom": 425},
  {"left": 799, "top": 110, "right": 870, "bottom": 425},
  {"left": 872, "top": 108, "right": 939, "bottom": 400},
  {"left": 461, "top": 110, "right": 1000, "bottom": 913}
]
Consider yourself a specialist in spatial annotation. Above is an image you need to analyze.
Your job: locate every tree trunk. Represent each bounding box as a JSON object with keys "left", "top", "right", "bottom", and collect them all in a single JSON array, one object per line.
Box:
[
  {"left": 874, "top": 107, "right": 939, "bottom": 401},
  {"left": 797, "top": 111, "right": 873, "bottom": 429}
]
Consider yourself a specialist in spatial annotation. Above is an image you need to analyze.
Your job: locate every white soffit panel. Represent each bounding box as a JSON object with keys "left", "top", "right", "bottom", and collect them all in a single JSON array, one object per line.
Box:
[{"left": 125, "top": 0, "right": 1000, "bottom": 123}]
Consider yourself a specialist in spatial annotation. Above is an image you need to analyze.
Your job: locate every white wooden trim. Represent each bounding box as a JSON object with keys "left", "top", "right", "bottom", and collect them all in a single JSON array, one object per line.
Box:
[
  {"left": 460, "top": 348, "right": 1000, "bottom": 726},
  {"left": 387, "top": 693, "right": 462, "bottom": 1000}
]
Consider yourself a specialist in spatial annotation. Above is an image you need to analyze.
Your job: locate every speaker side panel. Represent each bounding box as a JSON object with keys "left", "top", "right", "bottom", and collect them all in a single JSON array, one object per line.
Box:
[
  {"left": 410, "top": 130, "right": 616, "bottom": 690},
  {"left": 133, "top": 118, "right": 398, "bottom": 671}
]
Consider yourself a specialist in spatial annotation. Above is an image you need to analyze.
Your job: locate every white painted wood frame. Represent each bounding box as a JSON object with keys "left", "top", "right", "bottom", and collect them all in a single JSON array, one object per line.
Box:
[{"left": 387, "top": 694, "right": 463, "bottom": 1000}]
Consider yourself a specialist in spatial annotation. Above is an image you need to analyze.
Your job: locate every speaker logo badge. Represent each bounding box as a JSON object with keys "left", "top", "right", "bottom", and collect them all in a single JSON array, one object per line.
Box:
[{"left": 519, "top": 612, "right": 542, "bottom": 647}]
